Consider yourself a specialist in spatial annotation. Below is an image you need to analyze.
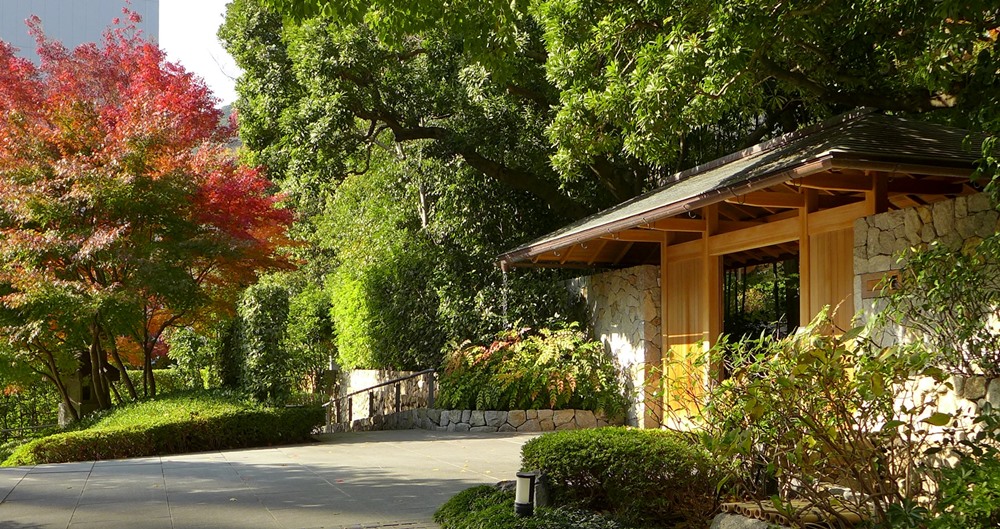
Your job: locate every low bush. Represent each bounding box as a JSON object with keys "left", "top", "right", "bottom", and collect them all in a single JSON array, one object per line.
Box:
[
  {"left": 434, "top": 485, "right": 628, "bottom": 529},
  {"left": 436, "top": 325, "right": 628, "bottom": 416},
  {"left": 520, "top": 427, "right": 719, "bottom": 528},
  {"left": 2, "top": 391, "right": 323, "bottom": 466}
]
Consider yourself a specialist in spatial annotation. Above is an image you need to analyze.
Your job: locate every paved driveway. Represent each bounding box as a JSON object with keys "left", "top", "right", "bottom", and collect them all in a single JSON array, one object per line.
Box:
[{"left": 0, "top": 429, "right": 536, "bottom": 529}]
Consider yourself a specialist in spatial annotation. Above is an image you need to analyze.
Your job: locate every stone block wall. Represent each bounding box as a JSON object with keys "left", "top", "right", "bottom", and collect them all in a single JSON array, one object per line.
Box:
[
  {"left": 330, "top": 408, "right": 622, "bottom": 434},
  {"left": 337, "top": 369, "right": 436, "bottom": 422},
  {"left": 567, "top": 265, "right": 661, "bottom": 427},
  {"left": 854, "top": 192, "right": 998, "bottom": 333}
]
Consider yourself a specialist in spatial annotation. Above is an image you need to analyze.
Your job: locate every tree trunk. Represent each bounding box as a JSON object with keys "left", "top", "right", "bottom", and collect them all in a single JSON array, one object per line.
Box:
[
  {"left": 109, "top": 339, "right": 138, "bottom": 401},
  {"left": 144, "top": 341, "right": 157, "bottom": 398},
  {"left": 89, "top": 323, "right": 110, "bottom": 410},
  {"left": 41, "top": 349, "right": 78, "bottom": 423}
]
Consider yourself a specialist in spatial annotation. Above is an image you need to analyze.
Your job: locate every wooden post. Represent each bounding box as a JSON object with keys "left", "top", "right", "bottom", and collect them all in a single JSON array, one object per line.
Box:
[
  {"left": 799, "top": 189, "right": 818, "bottom": 326},
  {"left": 348, "top": 396, "right": 353, "bottom": 424},
  {"left": 703, "top": 204, "right": 723, "bottom": 384},
  {"left": 369, "top": 390, "right": 376, "bottom": 418},
  {"left": 394, "top": 382, "right": 401, "bottom": 414}
]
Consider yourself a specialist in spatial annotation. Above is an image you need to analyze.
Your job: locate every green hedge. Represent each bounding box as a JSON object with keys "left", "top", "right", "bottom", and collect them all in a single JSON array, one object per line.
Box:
[
  {"left": 437, "top": 326, "right": 628, "bottom": 415},
  {"left": 434, "top": 485, "right": 628, "bottom": 529},
  {"left": 3, "top": 392, "right": 323, "bottom": 466},
  {"left": 520, "top": 428, "right": 720, "bottom": 528}
]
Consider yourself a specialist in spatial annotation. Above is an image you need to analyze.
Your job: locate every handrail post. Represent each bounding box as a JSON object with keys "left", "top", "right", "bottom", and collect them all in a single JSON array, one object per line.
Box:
[
  {"left": 369, "top": 390, "right": 375, "bottom": 419},
  {"left": 395, "top": 382, "right": 401, "bottom": 414},
  {"left": 348, "top": 396, "right": 353, "bottom": 424},
  {"left": 427, "top": 372, "right": 436, "bottom": 408}
]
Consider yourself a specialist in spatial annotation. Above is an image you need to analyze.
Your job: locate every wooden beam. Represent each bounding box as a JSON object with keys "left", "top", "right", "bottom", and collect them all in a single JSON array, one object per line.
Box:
[
  {"left": 708, "top": 216, "right": 800, "bottom": 256},
  {"left": 799, "top": 189, "right": 818, "bottom": 326},
  {"left": 795, "top": 173, "right": 871, "bottom": 192},
  {"left": 611, "top": 242, "right": 634, "bottom": 265},
  {"left": 585, "top": 239, "right": 609, "bottom": 265},
  {"left": 601, "top": 229, "right": 664, "bottom": 243},
  {"left": 703, "top": 204, "right": 723, "bottom": 356},
  {"left": 886, "top": 178, "right": 964, "bottom": 196},
  {"left": 664, "top": 238, "right": 703, "bottom": 261},
  {"left": 643, "top": 218, "right": 707, "bottom": 232},
  {"left": 809, "top": 201, "right": 868, "bottom": 236},
  {"left": 558, "top": 245, "right": 576, "bottom": 264},
  {"left": 718, "top": 220, "right": 766, "bottom": 232},
  {"left": 867, "top": 172, "right": 889, "bottom": 216},
  {"left": 726, "top": 191, "right": 805, "bottom": 209}
]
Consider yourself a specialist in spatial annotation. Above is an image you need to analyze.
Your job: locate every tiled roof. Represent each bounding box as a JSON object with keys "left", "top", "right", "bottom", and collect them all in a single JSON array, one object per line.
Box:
[{"left": 498, "top": 111, "right": 983, "bottom": 266}]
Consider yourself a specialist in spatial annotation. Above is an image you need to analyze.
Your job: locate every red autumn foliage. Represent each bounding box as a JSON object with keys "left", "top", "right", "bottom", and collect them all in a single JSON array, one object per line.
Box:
[{"left": 0, "top": 10, "right": 294, "bottom": 408}]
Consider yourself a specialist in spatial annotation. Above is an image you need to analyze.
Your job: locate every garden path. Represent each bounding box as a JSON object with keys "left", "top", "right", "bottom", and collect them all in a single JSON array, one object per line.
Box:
[{"left": 0, "top": 429, "right": 535, "bottom": 528}]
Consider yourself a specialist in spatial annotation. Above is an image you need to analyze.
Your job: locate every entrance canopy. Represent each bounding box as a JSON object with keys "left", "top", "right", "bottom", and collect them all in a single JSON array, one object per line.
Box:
[{"left": 498, "top": 112, "right": 982, "bottom": 271}]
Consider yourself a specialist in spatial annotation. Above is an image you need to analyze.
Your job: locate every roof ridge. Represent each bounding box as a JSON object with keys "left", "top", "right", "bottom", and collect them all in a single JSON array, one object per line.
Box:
[{"left": 660, "top": 108, "right": 879, "bottom": 186}]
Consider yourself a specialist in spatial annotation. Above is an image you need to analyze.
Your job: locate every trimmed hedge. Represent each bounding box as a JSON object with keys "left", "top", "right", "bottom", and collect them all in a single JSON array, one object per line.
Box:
[
  {"left": 434, "top": 485, "right": 628, "bottom": 529},
  {"left": 2, "top": 392, "right": 323, "bottom": 466},
  {"left": 520, "top": 428, "right": 720, "bottom": 528}
]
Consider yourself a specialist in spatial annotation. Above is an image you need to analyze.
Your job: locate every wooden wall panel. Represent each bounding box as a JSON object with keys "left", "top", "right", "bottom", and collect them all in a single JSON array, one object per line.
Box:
[
  {"left": 808, "top": 227, "right": 855, "bottom": 330},
  {"left": 663, "top": 257, "right": 707, "bottom": 411}
]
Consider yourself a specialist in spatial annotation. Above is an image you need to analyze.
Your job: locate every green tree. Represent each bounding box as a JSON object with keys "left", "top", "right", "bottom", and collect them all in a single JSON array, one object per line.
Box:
[
  {"left": 0, "top": 16, "right": 292, "bottom": 419},
  {"left": 254, "top": 0, "right": 999, "bottom": 199},
  {"left": 236, "top": 284, "right": 292, "bottom": 403}
]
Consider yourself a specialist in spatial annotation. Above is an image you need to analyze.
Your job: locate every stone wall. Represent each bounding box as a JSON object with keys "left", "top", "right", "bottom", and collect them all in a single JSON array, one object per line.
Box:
[
  {"left": 567, "top": 265, "right": 661, "bottom": 427},
  {"left": 336, "top": 369, "right": 436, "bottom": 423},
  {"left": 330, "top": 408, "right": 622, "bottom": 434},
  {"left": 854, "top": 192, "right": 998, "bottom": 336}
]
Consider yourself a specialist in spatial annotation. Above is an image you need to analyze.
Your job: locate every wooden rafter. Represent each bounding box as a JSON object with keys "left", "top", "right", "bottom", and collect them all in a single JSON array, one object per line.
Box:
[
  {"left": 611, "top": 242, "right": 634, "bottom": 265},
  {"left": 726, "top": 191, "right": 805, "bottom": 209},
  {"left": 601, "top": 229, "right": 663, "bottom": 243},
  {"left": 586, "top": 239, "right": 609, "bottom": 265}
]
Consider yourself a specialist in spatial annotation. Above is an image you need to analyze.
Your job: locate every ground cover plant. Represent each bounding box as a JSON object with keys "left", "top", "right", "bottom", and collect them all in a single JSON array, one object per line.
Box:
[
  {"left": 436, "top": 326, "right": 628, "bottom": 416},
  {"left": 434, "top": 484, "right": 629, "bottom": 529},
  {"left": 2, "top": 391, "right": 322, "bottom": 466},
  {"left": 520, "top": 427, "right": 720, "bottom": 528}
]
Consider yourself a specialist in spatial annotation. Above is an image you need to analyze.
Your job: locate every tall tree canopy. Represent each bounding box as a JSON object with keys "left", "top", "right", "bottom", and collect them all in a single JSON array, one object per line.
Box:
[
  {"left": 0, "top": 14, "right": 292, "bottom": 419},
  {"left": 255, "top": 0, "right": 999, "bottom": 209},
  {"left": 225, "top": 0, "right": 999, "bottom": 369}
]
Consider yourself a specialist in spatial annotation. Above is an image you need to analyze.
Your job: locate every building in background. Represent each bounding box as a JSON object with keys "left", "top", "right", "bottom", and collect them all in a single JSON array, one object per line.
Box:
[{"left": 0, "top": 0, "right": 158, "bottom": 62}]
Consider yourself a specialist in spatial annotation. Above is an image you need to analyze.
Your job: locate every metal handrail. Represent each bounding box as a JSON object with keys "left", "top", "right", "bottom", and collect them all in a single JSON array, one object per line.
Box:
[
  {"left": 324, "top": 368, "right": 437, "bottom": 432},
  {"left": 324, "top": 368, "right": 436, "bottom": 405}
]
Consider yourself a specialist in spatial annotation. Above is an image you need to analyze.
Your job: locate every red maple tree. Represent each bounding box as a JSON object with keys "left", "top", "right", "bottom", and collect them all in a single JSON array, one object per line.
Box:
[{"left": 0, "top": 11, "right": 293, "bottom": 419}]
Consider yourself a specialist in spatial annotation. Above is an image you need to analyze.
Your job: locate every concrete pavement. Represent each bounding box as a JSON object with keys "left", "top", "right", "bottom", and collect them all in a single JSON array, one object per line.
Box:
[{"left": 0, "top": 429, "right": 536, "bottom": 529}]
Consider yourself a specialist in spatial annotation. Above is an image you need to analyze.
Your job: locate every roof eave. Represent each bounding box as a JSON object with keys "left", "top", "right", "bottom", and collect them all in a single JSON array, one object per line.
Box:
[{"left": 498, "top": 156, "right": 835, "bottom": 269}]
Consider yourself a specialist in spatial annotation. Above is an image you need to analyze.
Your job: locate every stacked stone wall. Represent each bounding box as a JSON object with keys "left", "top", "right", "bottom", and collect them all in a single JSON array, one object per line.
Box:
[
  {"left": 854, "top": 192, "right": 998, "bottom": 312},
  {"left": 330, "top": 408, "right": 622, "bottom": 434},
  {"left": 567, "top": 265, "right": 661, "bottom": 427},
  {"left": 855, "top": 192, "right": 1000, "bottom": 433}
]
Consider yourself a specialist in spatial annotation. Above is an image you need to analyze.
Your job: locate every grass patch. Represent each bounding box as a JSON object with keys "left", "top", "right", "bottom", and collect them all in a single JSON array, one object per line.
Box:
[
  {"left": 434, "top": 485, "right": 629, "bottom": 529},
  {"left": 2, "top": 391, "right": 323, "bottom": 466}
]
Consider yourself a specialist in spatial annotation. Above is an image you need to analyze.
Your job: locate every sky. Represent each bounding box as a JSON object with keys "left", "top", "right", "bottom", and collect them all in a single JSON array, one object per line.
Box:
[{"left": 160, "top": 0, "right": 240, "bottom": 106}]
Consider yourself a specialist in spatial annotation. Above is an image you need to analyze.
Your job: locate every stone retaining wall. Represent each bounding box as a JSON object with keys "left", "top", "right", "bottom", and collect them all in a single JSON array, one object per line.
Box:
[
  {"left": 331, "top": 408, "right": 622, "bottom": 433},
  {"left": 855, "top": 193, "right": 997, "bottom": 314},
  {"left": 567, "top": 265, "right": 661, "bottom": 427}
]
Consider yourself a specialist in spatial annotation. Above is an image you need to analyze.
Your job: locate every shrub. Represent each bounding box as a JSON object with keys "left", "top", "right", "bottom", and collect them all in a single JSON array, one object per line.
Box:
[
  {"left": 237, "top": 284, "right": 292, "bottom": 403},
  {"left": 165, "top": 327, "right": 218, "bottom": 390},
  {"left": 436, "top": 325, "right": 628, "bottom": 416},
  {"left": 520, "top": 427, "right": 719, "bottom": 527},
  {"left": 434, "top": 485, "right": 628, "bottom": 529},
  {"left": 2, "top": 391, "right": 323, "bottom": 466},
  {"left": 882, "top": 235, "right": 1000, "bottom": 377},
  {"left": 689, "top": 312, "right": 948, "bottom": 528}
]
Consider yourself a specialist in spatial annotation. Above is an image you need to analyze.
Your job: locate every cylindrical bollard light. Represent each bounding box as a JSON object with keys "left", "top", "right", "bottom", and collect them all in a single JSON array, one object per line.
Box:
[{"left": 515, "top": 472, "right": 536, "bottom": 517}]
